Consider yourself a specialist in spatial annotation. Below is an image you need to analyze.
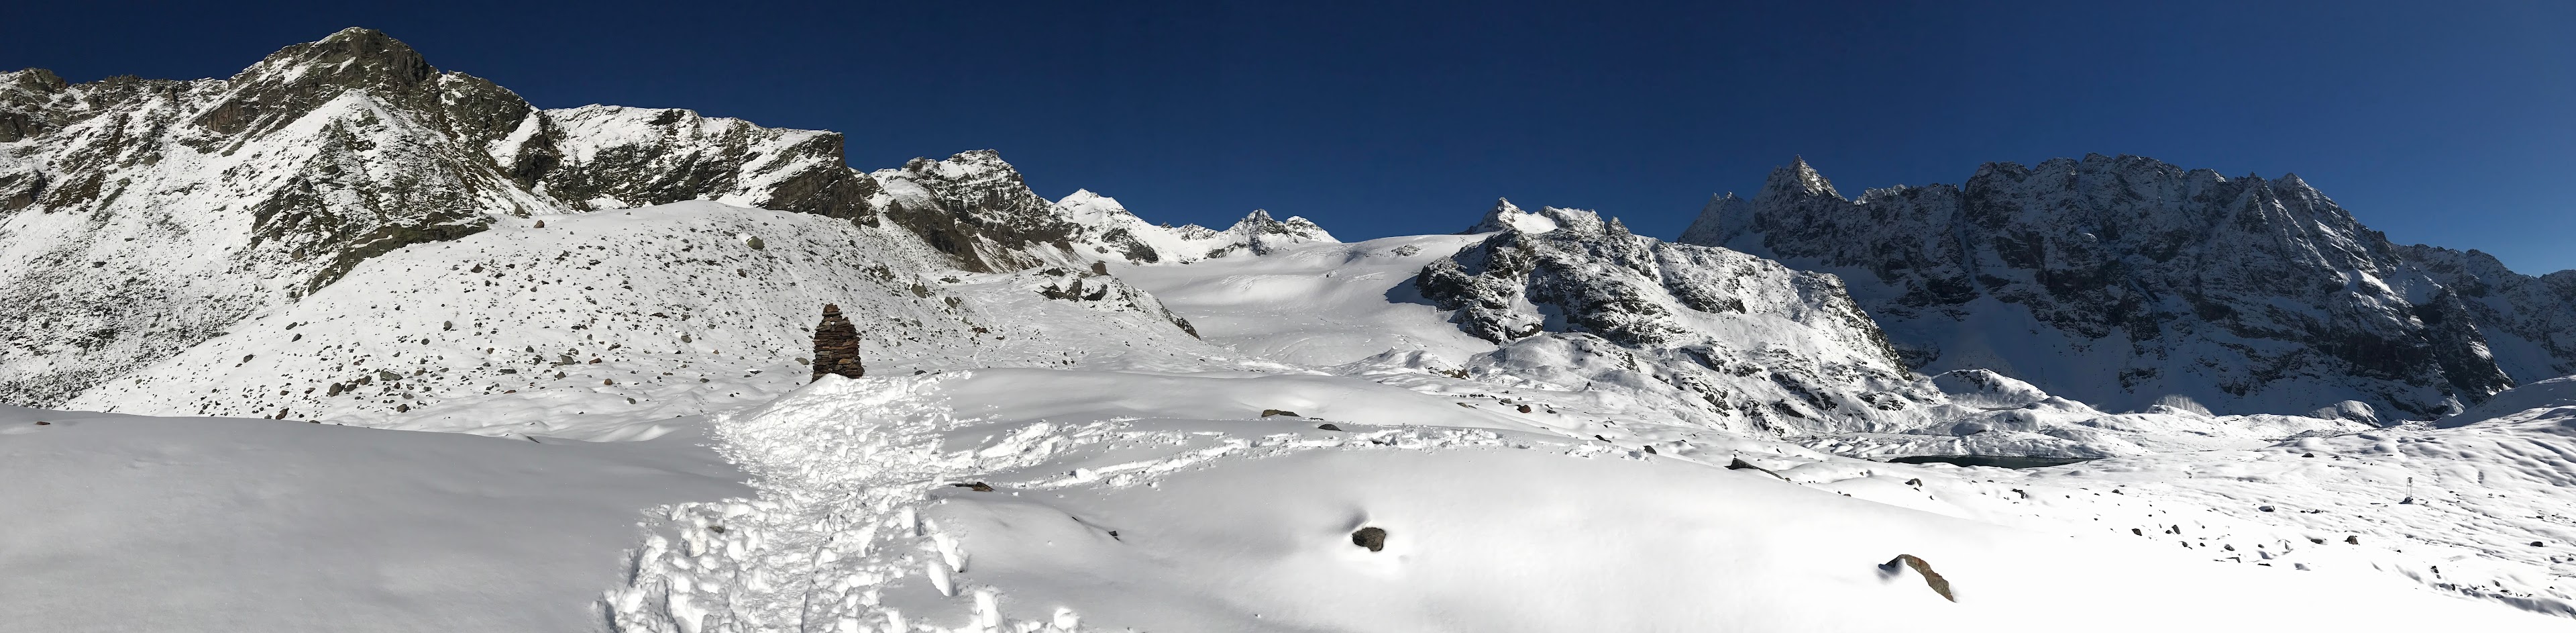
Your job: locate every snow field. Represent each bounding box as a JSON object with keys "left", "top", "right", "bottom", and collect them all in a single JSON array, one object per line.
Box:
[
  {"left": 0, "top": 405, "right": 745, "bottom": 632},
  {"left": 606, "top": 369, "right": 2569, "bottom": 632}
]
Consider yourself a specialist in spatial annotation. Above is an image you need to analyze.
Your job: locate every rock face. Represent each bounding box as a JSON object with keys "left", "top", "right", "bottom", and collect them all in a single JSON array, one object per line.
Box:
[
  {"left": 1458, "top": 198, "right": 1561, "bottom": 234},
  {"left": 2396, "top": 245, "right": 2576, "bottom": 383},
  {"left": 1685, "top": 154, "right": 2572, "bottom": 418},
  {"left": 1415, "top": 205, "right": 1940, "bottom": 434},
  {"left": 0, "top": 28, "right": 1221, "bottom": 406},
  {"left": 812, "top": 303, "right": 864, "bottom": 381},
  {"left": 1022, "top": 266, "right": 1201, "bottom": 338}
]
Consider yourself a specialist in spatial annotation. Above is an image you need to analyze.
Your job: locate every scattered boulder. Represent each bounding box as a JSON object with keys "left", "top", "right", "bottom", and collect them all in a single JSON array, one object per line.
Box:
[
  {"left": 950, "top": 482, "right": 994, "bottom": 492},
  {"left": 1317, "top": 423, "right": 1342, "bottom": 431},
  {"left": 1351, "top": 526, "right": 1387, "bottom": 552}
]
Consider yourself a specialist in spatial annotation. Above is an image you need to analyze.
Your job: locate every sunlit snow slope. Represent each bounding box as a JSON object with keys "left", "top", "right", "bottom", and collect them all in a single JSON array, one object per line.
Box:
[{"left": 604, "top": 371, "right": 2570, "bottom": 632}]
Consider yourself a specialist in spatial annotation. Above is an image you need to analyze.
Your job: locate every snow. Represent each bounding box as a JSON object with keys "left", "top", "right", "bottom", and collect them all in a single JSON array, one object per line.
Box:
[
  {"left": 15, "top": 194, "right": 2571, "bottom": 632},
  {"left": 0, "top": 405, "right": 744, "bottom": 632},
  {"left": 63, "top": 201, "right": 1233, "bottom": 440},
  {"left": 9, "top": 36, "right": 2576, "bottom": 630},
  {"left": 1113, "top": 234, "right": 1497, "bottom": 367},
  {"left": 604, "top": 370, "right": 2569, "bottom": 632}
]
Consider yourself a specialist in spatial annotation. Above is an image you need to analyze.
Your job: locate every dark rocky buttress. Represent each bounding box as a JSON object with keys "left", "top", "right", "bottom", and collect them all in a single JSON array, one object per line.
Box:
[{"left": 1685, "top": 154, "right": 2566, "bottom": 418}]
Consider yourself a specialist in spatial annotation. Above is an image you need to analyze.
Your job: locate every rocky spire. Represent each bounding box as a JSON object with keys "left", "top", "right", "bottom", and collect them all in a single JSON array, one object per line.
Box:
[
  {"left": 812, "top": 303, "right": 863, "bottom": 381},
  {"left": 1760, "top": 156, "right": 1843, "bottom": 201},
  {"left": 1462, "top": 197, "right": 1560, "bottom": 234}
]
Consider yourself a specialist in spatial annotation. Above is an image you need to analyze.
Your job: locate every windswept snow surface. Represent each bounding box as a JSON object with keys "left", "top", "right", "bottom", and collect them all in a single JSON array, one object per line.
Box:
[
  {"left": 0, "top": 406, "right": 744, "bottom": 632},
  {"left": 607, "top": 371, "right": 2567, "bottom": 632}
]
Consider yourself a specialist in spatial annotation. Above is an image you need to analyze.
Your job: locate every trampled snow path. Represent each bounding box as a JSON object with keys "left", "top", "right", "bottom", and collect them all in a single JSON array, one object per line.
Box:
[{"left": 607, "top": 370, "right": 2569, "bottom": 632}]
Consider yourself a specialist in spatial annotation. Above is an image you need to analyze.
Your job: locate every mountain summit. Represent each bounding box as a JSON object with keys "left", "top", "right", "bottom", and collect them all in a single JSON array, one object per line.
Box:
[{"left": 1684, "top": 154, "right": 2575, "bottom": 417}]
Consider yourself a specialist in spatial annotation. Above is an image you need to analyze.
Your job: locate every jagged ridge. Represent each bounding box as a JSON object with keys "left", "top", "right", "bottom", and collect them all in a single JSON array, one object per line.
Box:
[{"left": 1684, "top": 154, "right": 2573, "bottom": 418}]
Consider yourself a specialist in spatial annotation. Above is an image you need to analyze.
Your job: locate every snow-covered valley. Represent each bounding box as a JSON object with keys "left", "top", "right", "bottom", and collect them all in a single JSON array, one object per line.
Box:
[{"left": 8, "top": 28, "right": 2576, "bottom": 633}]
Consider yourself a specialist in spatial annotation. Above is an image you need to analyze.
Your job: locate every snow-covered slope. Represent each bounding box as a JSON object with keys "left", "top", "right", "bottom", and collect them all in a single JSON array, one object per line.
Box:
[
  {"left": 0, "top": 406, "right": 745, "bottom": 632},
  {"left": 0, "top": 29, "right": 1290, "bottom": 409},
  {"left": 1115, "top": 232, "right": 1497, "bottom": 367},
  {"left": 0, "top": 29, "right": 873, "bottom": 405},
  {"left": 1684, "top": 154, "right": 2573, "bottom": 419},
  {"left": 601, "top": 370, "right": 2568, "bottom": 632},
  {"left": 63, "top": 201, "right": 1226, "bottom": 440},
  {"left": 1122, "top": 208, "right": 2363, "bottom": 458}
]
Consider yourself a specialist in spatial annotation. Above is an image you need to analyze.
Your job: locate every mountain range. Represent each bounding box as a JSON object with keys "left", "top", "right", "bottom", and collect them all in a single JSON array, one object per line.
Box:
[
  {"left": 1684, "top": 155, "right": 2575, "bottom": 419},
  {"left": 11, "top": 28, "right": 2576, "bottom": 631},
  {"left": 9, "top": 28, "right": 2570, "bottom": 434}
]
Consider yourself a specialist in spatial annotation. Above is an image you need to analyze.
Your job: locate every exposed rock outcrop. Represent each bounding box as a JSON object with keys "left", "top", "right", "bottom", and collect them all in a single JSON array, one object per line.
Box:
[
  {"left": 1684, "top": 154, "right": 2567, "bottom": 418},
  {"left": 1024, "top": 266, "right": 1200, "bottom": 339},
  {"left": 1416, "top": 205, "right": 1937, "bottom": 434}
]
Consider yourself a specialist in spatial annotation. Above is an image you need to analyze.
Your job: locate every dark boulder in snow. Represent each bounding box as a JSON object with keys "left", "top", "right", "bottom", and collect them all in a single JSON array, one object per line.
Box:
[{"left": 1351, "top": 526, "right": 1387, "bottom": 552}]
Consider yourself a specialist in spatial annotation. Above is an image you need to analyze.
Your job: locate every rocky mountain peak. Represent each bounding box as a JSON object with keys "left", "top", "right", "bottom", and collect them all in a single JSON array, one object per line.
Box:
[
  {"left": 1763, "top": 156, "right": 1841, "bottom": 201},
  {"left": 1686, "top": 152, "right": 2564, "bottom": 419},
  {"left": 243, "top": 27, "right": 435, "bottom": 88},
  {"left": 902, "top": 148, "right": 1022, "bottom": 186},
  {"left": 188, "top": 28, "right": 533, "bottom": 143},
  {"left": 1219, "top": 209, "right": 1333, "bottom": 255},
  {"left": 1460, "top": 197, "right": 1538, "bottom": 234},
  {"left": 4, "top": 68, "right": 68, "bottom": 94}
]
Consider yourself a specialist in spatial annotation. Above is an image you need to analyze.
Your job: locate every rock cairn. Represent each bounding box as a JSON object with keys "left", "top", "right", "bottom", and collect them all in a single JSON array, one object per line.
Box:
[{"left": 812, "top": 303, "right": 864, "bottom": 381}]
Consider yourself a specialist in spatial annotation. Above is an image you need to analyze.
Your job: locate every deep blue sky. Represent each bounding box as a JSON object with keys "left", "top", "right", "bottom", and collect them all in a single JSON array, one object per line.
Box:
[{"left": 11, "top": 1, "right": 2573, "bottom": 273}]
